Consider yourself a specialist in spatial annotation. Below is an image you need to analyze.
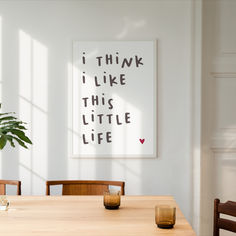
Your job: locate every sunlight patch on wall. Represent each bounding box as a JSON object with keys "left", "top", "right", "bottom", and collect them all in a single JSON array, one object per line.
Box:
[
  {"left": 68, "top": 62, "right": 81, "bottom": 179},
  {"left": 111, "top": 93, "right": 142, "bottom": 157},
  {"left": 19, "top": 31, "right": 31, "bottom": 100},
  {"left": 67, "top": 62, "right": 77, "bottom": 178},
  {"left": 111, "top": 94, "right": 126, "bottom": 156},
  {"left": 112, "top": 159, "right": 143, "bottom": 194},
  {"left": 111, "top": 94, "right": 142, "bottom": 193},
  {"left": 19, "top": 30, "right": 48, "bottom": 194},
  {"left": 32, "top": 39, "right": 48, "bottom": 110},
  {"left": 116, "top": 18, "right": 146, "bottom": 39},
  {"left": 72, "top": 63, "right": 97, "bottom": 157},
  {"left": 68, "top": 60, "right": 97, "bottom": 178}
]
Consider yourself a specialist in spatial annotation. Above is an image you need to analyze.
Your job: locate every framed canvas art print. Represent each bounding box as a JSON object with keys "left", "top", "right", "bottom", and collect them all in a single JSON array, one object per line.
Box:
[{"left": 70, "top": 40, "right": 157, "bottom": 158}]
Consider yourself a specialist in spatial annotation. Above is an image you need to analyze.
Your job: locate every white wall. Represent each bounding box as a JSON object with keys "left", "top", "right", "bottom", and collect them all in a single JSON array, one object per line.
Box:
[
  {"left": 201, "top": 1, "right": 236, "bottom": 236},
  {"left": 0, "top": 0, "right": 195, "bottom": 225}
]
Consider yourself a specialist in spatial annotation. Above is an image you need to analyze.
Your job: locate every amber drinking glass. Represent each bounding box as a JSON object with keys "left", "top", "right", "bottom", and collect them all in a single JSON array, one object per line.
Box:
[
  {"left": 103, "top": 190, "right": 120, "bottom": 209},
  {"left": 155, "top": 205, "right": 176, "bottom": 229}
]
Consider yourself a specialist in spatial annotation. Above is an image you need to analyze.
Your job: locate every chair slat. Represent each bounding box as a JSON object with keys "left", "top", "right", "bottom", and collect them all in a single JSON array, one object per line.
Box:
[
  {"left": 46, "top": 180, "right": 125, "bottom": 196},
  {"left": 218, "top": 218, "right": 236, "bottom": 233},
  {"left": 218, "top": 201, "right": 236, "bottom": 217},
  {"left": 214, "top": 199, "right": 236, "bottom": 236},
  {"left": 63, "top": 184, "right": 109, "bottom": 195}
]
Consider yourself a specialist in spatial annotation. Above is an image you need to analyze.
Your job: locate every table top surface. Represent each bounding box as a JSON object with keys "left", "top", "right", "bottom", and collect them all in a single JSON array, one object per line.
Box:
[{"left": 0, "top": 195, "right": 196, "bottom": 236}]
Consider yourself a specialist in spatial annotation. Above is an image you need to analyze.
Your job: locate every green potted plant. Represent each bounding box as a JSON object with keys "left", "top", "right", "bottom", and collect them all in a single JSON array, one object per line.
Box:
[{"left": 0, "top": 104, "right": 32, "bottom": 149}]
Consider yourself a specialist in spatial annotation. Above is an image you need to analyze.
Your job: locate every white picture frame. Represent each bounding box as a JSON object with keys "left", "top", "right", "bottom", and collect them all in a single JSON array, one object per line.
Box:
[{"left": 70, "top": 40, "right": 157, "bottom": 159}]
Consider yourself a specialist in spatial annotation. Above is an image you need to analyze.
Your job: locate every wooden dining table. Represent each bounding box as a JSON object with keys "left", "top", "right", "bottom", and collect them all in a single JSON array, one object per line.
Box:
[{"left": 0, "top": 195, "right": 196, "bottom": 236}]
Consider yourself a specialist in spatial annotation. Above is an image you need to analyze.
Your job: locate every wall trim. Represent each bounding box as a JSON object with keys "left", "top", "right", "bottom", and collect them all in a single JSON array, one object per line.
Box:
[
  {"left": 190, "top": 0, "right": 202, "bottom": 235},
  {"left": 211, "top": 148, "right": 236, "bottom": 153},
  {"left": 211, "top": 72, "right": 236, "bottom": 78},
  {"left": 220, "top": 51, "right": 236, "bottom": 55},
  {"left": 211, "top": 133, "right": 236, "bottom": 152}
]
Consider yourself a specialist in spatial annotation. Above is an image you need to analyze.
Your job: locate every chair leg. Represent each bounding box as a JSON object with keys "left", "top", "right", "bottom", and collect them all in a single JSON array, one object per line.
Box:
[
  {"left": 214, "top": 199, "right": 220, "bottom": 236},
  {"left": 46, "top": 183, "right": 50, "bottom": 195}
]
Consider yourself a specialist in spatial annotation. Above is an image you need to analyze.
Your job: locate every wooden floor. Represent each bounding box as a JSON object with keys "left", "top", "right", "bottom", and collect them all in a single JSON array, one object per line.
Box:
[{"left": 0, "top": 195, "right": 196, "bottom": 236}]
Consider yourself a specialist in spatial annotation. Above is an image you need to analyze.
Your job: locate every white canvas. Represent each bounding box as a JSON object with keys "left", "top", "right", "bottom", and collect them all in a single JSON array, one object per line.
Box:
[{"left": 71, "top": 41, "right": 157, "bottom": 158}]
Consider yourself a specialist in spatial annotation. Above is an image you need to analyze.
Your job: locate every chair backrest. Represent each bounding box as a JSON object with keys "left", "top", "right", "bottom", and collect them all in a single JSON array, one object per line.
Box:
[
  {"left": 46, "top": 180, "right": 125, "bottom": 196},
  {"left": 0, "top": 180, "right": 21, "bottom": 195},
  {"left": 214, "top": 198, "right": 236, "bottom": 236}
]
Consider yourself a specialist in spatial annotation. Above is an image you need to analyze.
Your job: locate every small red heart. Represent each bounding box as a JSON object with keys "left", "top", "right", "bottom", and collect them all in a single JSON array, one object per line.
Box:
[{"left": 139, "top": 139, "right": 145, "bottom": 144}]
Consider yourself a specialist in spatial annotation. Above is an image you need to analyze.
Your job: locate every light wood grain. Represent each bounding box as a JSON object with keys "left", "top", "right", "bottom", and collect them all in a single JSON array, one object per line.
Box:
[{"left": 0, "top": 196, "right": 196, "bottom": 236}]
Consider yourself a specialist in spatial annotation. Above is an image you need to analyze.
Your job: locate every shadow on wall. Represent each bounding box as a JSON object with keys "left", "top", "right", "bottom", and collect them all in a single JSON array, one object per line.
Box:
[
  {"left": 0, "top": 7, "right": 173, "bottom": 200},
  {"left": 67, "top": 16, "right": 151, "bottom": 196},
  {"left": 0, "top": 14, "right": 54, "bottom": 195}
]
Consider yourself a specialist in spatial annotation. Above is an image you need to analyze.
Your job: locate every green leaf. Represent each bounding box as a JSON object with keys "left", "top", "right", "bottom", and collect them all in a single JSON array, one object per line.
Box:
[
  {"left": 15, "top": 125, "right": 27, "bottom": 130},
  {"left": 0, "top": 123, "right": 27, "bottom": 132},
  {"left": 1, "top": 121, "right": 24, "bottom": 126},
  {"left": 0, "top": 109, "right": 32, "bottom": 150},
  {"left": 0, "top": 112, "right": 15, "bottom": 116},
  {"left": 9, "top": 129, "right": 32, "bottom": 144},
  {"left": 5, "top": 135, "right": 15, "bottom": 148},
  {"left": 11, "top": 136, "right": 28, "bottom": 149},
  {"left": 0, "top": 135, "right": 7, "bottom": 149},
  {"left": 0, "top": 116, "right": 17, "bottom": 123}
]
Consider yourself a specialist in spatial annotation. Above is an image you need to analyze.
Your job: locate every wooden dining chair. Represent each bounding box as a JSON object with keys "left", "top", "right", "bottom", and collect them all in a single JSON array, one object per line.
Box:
[
  {"left": 0, "top": 180, "right": 21, "bottom": 195},
  {"left": 214, "top": 198, "right": 236, "bottom": 236},
  {"left": 46, "top": 180, "right": 125, "bottom": 196}
]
